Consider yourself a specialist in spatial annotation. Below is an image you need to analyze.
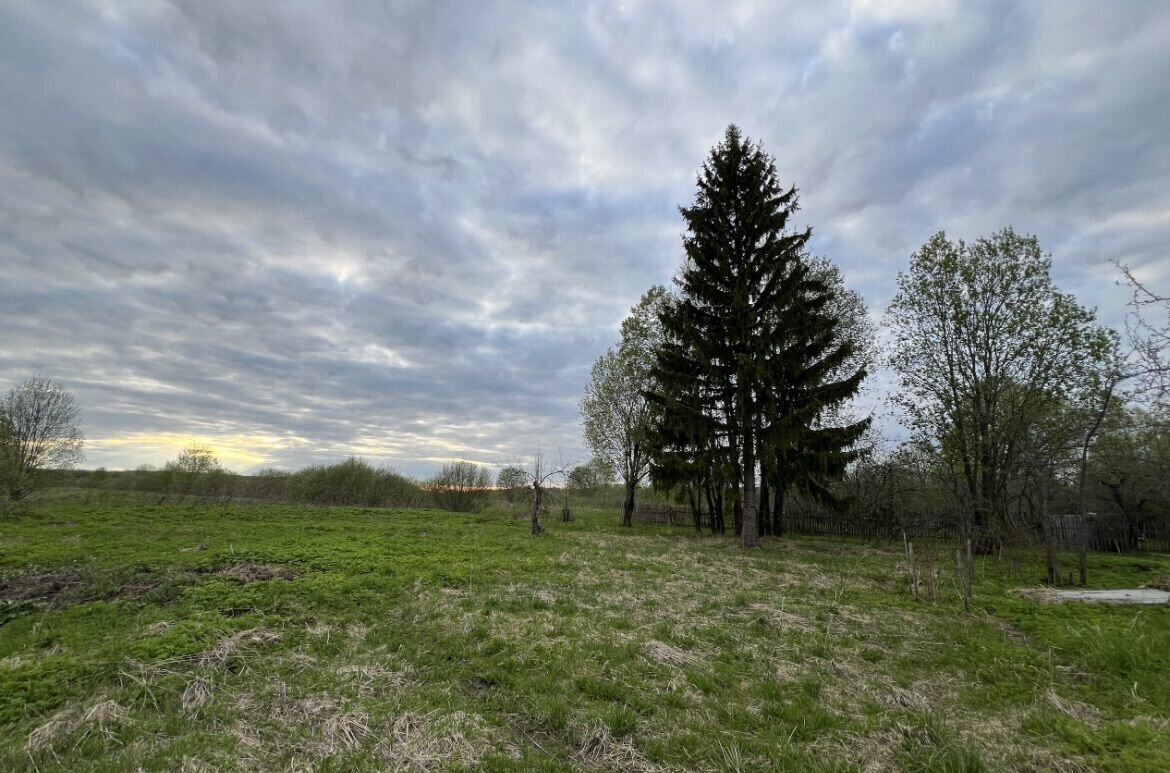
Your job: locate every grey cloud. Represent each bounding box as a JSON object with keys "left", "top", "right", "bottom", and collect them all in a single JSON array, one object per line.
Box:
[{"left": 1, "top": 0, "right": 1166, "bottom": 474}]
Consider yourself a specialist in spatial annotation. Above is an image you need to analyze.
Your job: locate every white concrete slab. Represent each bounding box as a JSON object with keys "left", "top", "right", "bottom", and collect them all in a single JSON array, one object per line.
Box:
[{"left": 1016, "top": 588, "right": 1170, "bottom": 605}]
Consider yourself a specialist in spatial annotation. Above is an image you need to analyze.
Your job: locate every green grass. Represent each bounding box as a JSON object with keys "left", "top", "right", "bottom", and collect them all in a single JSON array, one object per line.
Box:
[{"left": 1, "top": 494, "right": 1168, "bottom": 771}]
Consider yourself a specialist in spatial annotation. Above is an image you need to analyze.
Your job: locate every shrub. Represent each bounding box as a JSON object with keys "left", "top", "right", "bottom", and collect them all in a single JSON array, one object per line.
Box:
[
  {"left": 241, "top": 468, "right": 291, "bottom": 500},
  {"left": 164, "top": 447, "right": 222, "bottom": 503},
  {"left": 287, "top": 458, "right": 422, "bottom": 508},
  {"left": 497, "top": 465, "right": 529, "bottom": 504},
  {"left": 426, "top": 461, "right": 492, "bottom": 513}
]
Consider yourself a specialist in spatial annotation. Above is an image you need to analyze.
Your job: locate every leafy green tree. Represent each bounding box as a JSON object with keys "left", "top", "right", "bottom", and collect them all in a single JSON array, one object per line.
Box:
[
  {"left": 648, "top": 125, "right": 869, "bottom": 546},
  {"left": 582, "top": 286, "right": 668, "bottom": 527},
  {"left": 0, "top": 376, "right": 84, "bottom": 501},
  {"left": 567, "top": 457, "right": 615, "bottom": 498},
  {"left": 1087, "top": 406, "right": 1170, "bottom": 530},
  {"left": 885, "top": 229, "right": 1115, "bottom": 542}
]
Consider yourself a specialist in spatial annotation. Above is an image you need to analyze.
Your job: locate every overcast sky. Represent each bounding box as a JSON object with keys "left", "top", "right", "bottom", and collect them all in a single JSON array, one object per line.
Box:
[{"left": 1, "top": 1, "right": 1167, "bottom": 476}]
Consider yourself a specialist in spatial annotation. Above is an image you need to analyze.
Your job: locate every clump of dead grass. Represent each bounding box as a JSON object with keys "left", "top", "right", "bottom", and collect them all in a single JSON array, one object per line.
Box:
[
  {"left": 877, "top": 686, "right": 930, "bottom": 711},
  {"left": 178, "top": 756, "right": 216, "bottom": 773},
  {"left": 337, "top": 662, "right": 414, "bottom": 695},
  {"left": 323, "top": 712, "right": 372, "bottom": 753},
  {"left": 82, "top": 697, "right": 129, "bottom": 736},
  {"left": 1044, "top": 689, "right": 1102, "bottom": 728},
  {"left": 643, "top": 640, "right": 700, "bottom": 667},
  {"left": 198, "top": 628, "right": 281, "bottom": 669},
  {"left": 28, "top": 697, "right": 130, "bottom": 752},
  {"left": 217, "top": 563, "right": 298, "bottom": 583},
  {"left": 27, "top": 709, "right": 79, "bottom": 751},
  {"left": 182, "top": 677, "right": 214, "bottom": 712},
  {"left": 306, "top": 621, "right": 333, "bottom": 638},
  {"left": 572, "top": 720, "right": 663, "bottom": 772},
  {"left": 378, "top": 711, "right": 486, "bottom": 770}
]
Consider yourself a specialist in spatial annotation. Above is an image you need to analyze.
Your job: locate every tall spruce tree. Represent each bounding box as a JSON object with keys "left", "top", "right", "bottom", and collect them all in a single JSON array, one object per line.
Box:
[{"left": 648, "top": 125, "right": 869, "bottom": 547}]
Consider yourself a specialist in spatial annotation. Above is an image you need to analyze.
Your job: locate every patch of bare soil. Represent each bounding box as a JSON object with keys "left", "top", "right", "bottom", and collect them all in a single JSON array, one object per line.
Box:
[
  {"left": 1, "top": 561, "right": 299, "bottom": 611},
  {"left": 0, "top": 566, "right": 194, "bottom": 608},
  {"left": 0, "top": 569, "right": 91, "bottom": 604}
]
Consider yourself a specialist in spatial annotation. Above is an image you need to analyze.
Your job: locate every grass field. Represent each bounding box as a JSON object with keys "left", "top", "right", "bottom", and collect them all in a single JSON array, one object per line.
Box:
[{"left": 1, "top": 494, "right": 1168, "bottom": 772}]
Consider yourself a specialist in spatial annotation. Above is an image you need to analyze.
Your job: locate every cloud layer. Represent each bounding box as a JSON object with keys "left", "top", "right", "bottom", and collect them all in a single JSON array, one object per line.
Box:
[{"left": 2, "top": 0, "right": 1167, "bottom": 475}]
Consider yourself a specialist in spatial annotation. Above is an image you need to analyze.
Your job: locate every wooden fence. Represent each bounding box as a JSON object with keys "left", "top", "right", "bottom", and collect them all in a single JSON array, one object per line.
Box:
[
  {"left": 629, "top": 504, "right": 1170, "bottom": 554},
  {"left": 630, "top": 504, "right": 697, "bottom": 527}
]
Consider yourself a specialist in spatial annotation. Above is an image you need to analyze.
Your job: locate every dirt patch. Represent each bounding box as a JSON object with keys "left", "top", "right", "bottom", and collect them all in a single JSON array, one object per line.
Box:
[
  {"left": 1, "top": 569, "right": 92, "bottom": 605},
  {"left": 1015, "top": 588, "right": 1170, "bottom": 605},
  {"left": 0, "top": 566, "right": 204, "bottom": 610},
  {"left": 0, "top": 562, "right": 297, "bottom": 616},
  {"left": 216, "top": 563, "right": 299, "bottom": 583}
]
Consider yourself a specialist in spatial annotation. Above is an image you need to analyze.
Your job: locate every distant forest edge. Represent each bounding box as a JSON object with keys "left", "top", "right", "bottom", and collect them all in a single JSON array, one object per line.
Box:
[{"left": 20, "top": 446, "right": 1168, "bottom": 556}]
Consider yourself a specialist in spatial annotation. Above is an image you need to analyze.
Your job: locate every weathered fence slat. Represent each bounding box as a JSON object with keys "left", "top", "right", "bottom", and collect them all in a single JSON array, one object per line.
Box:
[{"left": 625, "top": 504, "right": 1169, "bottom": 553}]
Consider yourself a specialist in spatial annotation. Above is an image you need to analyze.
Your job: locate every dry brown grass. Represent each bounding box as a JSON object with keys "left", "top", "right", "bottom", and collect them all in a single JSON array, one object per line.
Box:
[
  {"left": 571, "top": 720, "right": 664, "bottom": 772},
  {"left": 217, "top": 563, "right": 298, "bottom": 583},
  {"left": 1045, "top": 688, "right": 1103, "bottom": 728},
  {"left": 29, "top": 696, "right": 132, "bottom": 752},
  {"left": 181, "top": 677, "right": 214, "bottom": 712},
  {"left": 198, "top": 628, "right": 281, "bottom": 669},
  {"left": 178, "top": 756, "right": 216, "bottom": 773},
  {"left": 146, "top": 620, "right": 172, "bottom": 636},
  {"left": 81, "top": 697, "right": 129, "bottom": 736},
  {"left": 26, "top": 709, "right": 79, "bottom": 751},
  {"left": 377, "top": 711, "right": 487, "bottom": 771},
  {"left": 643, "top": 639, "right": 701, "bottom": 667},
  {"left": 336, "top": 662, "right": 414, "bottom": 695},
  {"left": 322, "top": 711, "right": 371, "bottom": 753}
]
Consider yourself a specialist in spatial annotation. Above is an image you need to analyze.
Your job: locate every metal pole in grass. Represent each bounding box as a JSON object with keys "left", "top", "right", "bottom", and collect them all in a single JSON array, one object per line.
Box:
[
  {"left": 903, "top": 531, "right": 919, "bottom": 602},
  {"left": 955, "top": 539, "right": 973, "bottom": 613}
]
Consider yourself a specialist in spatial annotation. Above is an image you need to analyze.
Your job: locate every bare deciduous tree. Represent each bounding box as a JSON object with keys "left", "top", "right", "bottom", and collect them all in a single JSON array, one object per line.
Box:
[
  {"left": 1, "top": 376, "right": 84, "bottom": 500},
  {"left": 425, "top": 461, "right": 492, "bottom": 513},
  {"left": 1115, "top": 261, "right": 1169, "bottom": 405},
  {"left": 165, "top": 446, "right": 223, "bottom": 504},
  {"left": 516, "top": 449, "right": 569, "bottom": 536}
]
